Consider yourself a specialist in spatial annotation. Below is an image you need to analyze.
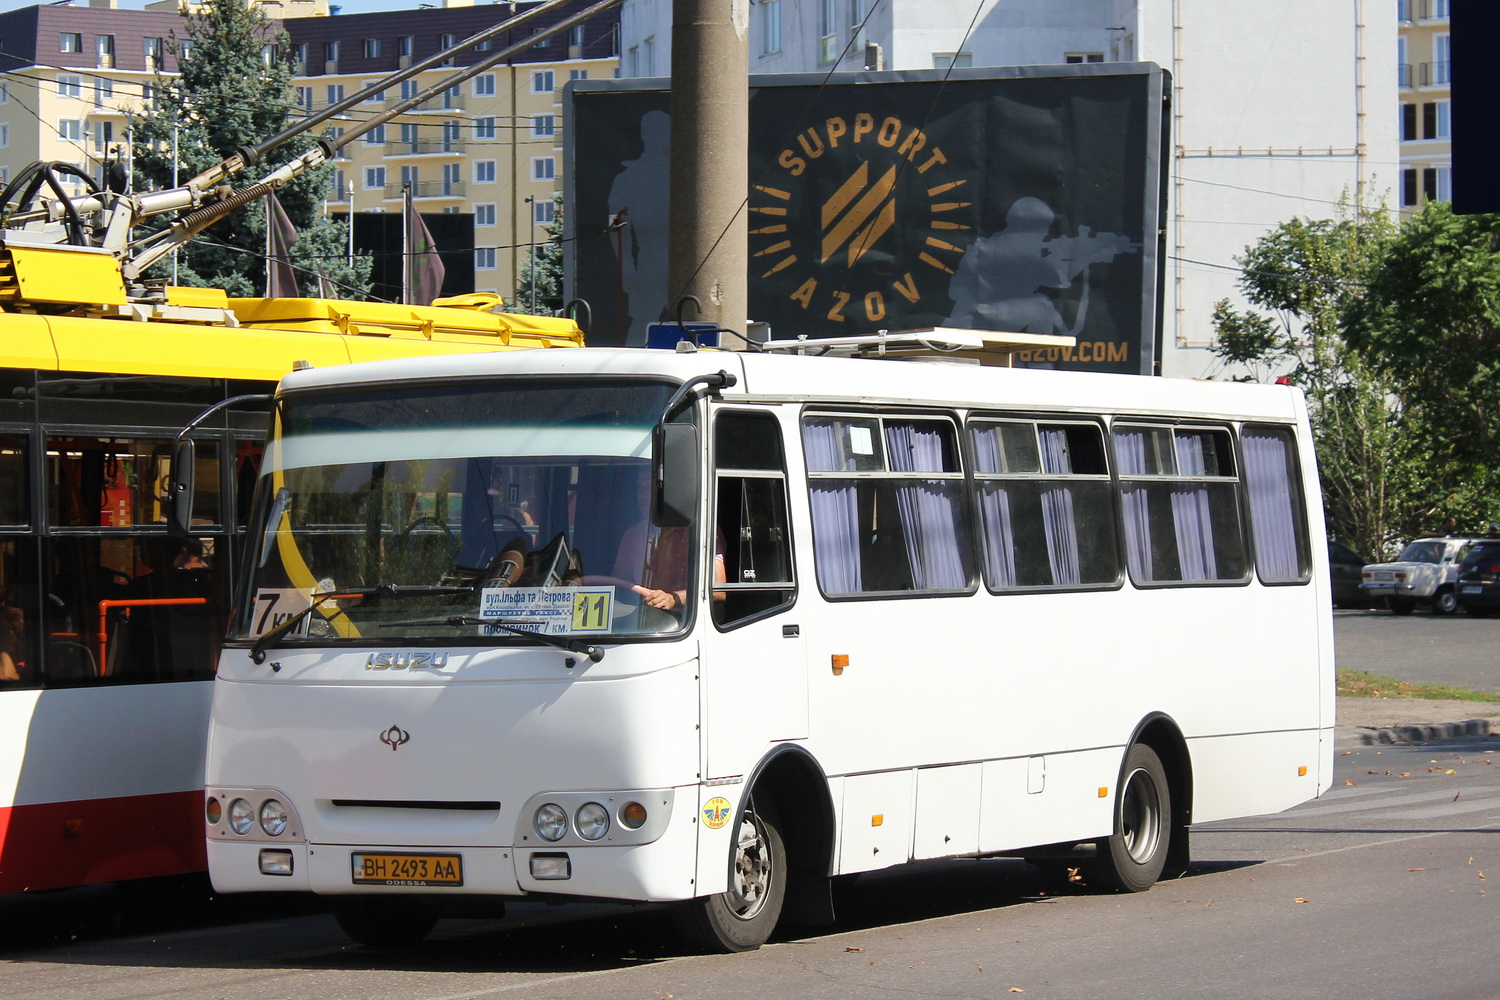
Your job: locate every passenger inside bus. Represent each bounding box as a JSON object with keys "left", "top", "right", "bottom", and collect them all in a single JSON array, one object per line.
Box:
[
  {"left": 0, "top": 605, "right": 24, "bottom": 682},
  {"left": 612, "top": 469, "right": 726, "bottom": 612}
]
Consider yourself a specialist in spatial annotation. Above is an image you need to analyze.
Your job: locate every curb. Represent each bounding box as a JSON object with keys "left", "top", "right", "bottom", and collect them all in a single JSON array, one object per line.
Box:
[{"left": 1343, "top": 718, "right": 1495, "bottom": 746}]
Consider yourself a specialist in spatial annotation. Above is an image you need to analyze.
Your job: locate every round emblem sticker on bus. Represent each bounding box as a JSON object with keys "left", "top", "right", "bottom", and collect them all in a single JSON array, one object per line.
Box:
[{"left": 702, "top": 797, "right": 732, "bottom": 830}]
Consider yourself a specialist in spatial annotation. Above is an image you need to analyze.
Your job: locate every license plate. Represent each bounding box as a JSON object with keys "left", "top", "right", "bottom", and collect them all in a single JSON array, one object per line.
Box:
[
  {"left": 1463, "top": 585, "right": 1482, "bottom": 594},
  {"left": 351, "top": 853, "right": 463, "bottom": 887},
  {"left": 1371, "top": 572, "right": 1393, "bottom": 581}
]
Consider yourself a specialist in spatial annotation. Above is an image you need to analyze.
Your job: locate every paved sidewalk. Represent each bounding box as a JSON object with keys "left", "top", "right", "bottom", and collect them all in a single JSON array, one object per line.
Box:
[{"left": 1335, "top": 695, "right": 1500, "bottom": 745}]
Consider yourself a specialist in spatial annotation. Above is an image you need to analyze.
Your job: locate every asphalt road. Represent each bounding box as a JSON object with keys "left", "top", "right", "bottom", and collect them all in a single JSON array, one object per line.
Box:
[{"left": 1334, "top": 607, "right": 1500, "bottom": 694}]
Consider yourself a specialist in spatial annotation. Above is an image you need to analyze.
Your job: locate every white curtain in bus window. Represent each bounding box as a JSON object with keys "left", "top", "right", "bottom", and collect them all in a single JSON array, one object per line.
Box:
[
  {"left": 971, "top": 421, "right": 1117, "bottom": 589},
  {"left": 1240, "top": 426, "right": 1309, "bottom": 582},
  {"left": 1113, "top": 425, "right": 1247, "bottom": 584},
  {"left": 802, "top": 415, "right": 969, "bottom": 595}
]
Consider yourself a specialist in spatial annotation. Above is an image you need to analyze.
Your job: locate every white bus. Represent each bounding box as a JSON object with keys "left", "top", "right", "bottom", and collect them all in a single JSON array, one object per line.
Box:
[{"left": 202, "top": 341, "right": 1334, "bottom": 951}]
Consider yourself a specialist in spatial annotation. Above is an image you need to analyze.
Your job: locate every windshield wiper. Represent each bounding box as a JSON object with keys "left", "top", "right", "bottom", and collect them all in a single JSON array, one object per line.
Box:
[
  {"left": 248, "top": 584, "right": 473, "bottom": 664},
  {"left": 377, "top": 615, "right": 605, "bottom": 663}
]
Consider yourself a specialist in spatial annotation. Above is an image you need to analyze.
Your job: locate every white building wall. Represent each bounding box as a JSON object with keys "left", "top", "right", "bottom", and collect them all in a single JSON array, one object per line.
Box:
[{"left": 618, "top": 0, "right": 1397, "bottom": 378}]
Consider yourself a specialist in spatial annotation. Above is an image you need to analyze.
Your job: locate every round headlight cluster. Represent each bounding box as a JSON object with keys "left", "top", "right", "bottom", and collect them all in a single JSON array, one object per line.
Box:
[
  {"left": 532, "top": 800, "right": 650, "bottom": 842},
  {"left": 218, "top": 797, "right": 290, "bottom": 837}
]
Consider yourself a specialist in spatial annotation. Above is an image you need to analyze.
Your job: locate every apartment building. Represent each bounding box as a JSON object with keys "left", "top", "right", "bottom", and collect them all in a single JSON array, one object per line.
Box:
[
  {"left": 0, "top": 1, "right": 184, "bottom": 194},
  {"left": 286, "top": 0, "right": 620, "bottom": 301},
  {"left": 618, "top": 0, "right": 1397, "bottom": 379},
  {"left": 1398, "top": 0, "right": 1450, "bottom": 211}
]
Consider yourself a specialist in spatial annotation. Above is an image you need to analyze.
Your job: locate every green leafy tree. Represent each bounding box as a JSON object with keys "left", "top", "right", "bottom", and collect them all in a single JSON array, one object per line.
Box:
[
  {"left": 131, "top": 0, "right": 367, "bottom": 297},
  {"left": 1209, "top": 200, "right": 1426, "bottom": 557},
  {"left": 513, "top": 194, "right": 564, "bottom": 315}
]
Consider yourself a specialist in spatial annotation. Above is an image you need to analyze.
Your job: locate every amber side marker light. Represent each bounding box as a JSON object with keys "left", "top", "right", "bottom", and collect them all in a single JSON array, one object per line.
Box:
[{"left": 831, "top": 654, "right": 849, "bottom": 675}]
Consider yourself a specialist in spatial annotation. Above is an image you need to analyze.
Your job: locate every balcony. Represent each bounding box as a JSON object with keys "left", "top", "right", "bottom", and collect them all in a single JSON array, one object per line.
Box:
[
  {"left": 384, "top": 181, "right": 466, "bottom": 199},
  {"left": 1418, "top": 0, "right": 1449, "bottom": 21},
  {"left": 383, "top": 139, "right": 467, "bottom": 157},
  {"left": 1420, "top": 61, "right": 1450, "bottom": 87},
  {"left": 1398, "top": 62, "right": 1411, "bottom": 89}
]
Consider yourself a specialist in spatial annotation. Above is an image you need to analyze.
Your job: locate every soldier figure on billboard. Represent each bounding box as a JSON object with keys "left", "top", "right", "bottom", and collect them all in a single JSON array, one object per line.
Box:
[{"left": 946, "top": 196, "right": 1138, "bottom": 339}]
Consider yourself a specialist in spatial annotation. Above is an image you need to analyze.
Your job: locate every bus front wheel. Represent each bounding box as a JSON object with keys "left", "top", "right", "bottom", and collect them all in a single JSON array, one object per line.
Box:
[
  {"left": 332, "top": 895, "right": 440, "bottom": 948},
  {"left": 1092, "top": 744, "right": 1171, "bottom": 893},
  {"left": 673, "top": 799, "right": 786, "bottom": 953}
]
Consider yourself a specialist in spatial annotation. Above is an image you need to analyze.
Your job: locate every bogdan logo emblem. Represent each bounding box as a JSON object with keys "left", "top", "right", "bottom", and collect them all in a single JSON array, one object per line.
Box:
[
  {"left": 702, "top": 796, "right": 733, "bottom": 830},
  {"left": 751, "top": 112, "right": 969, "bottom": 327}
]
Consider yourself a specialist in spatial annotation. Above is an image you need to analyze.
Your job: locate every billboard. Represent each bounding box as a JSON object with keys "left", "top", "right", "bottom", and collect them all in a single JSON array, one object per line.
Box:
[{"left": 566, "top": 64, "right": 1168, "bottom": 375}]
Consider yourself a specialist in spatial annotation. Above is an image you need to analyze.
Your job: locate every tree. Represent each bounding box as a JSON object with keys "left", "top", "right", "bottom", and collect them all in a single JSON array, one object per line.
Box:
[
  {"left": 1210, "top": 200, "right": 1423, "bottom": 557},
  {"left": 513, "top": 195, "right": 564, "bottom": 315},
  {"left": 131, "top": 0, "right": 368, "bottom": 298}
]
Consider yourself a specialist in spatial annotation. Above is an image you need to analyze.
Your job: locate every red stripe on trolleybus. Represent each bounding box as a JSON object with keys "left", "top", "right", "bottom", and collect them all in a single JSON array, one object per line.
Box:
[{"left": 0, "top": 790, "right": 206, "bottom": 894}]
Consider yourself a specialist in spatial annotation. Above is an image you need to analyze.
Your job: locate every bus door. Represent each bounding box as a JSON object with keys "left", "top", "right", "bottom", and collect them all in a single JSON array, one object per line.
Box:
[{"left": 700, "top": 407, "right": 805, "bottom": 779}]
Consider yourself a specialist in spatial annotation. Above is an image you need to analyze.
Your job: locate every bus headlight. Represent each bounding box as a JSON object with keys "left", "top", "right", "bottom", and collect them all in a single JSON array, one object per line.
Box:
[
  {"left": 534, "top": 803, "right": 568, "bottom": 842},
  {"left": 228, "top": 798, "right": 255, "bottom": 836},
  {"left": 575, "top": 802, "right": 609, "bottom": 841},
  {"left": 259, "top": 799, "right": 289, "bottom": 837}
]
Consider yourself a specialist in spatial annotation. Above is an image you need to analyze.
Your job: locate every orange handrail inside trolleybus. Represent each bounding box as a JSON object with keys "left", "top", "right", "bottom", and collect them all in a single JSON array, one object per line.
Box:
[{"left": 96, "top": 598, "right": 209, "bottom": 677}]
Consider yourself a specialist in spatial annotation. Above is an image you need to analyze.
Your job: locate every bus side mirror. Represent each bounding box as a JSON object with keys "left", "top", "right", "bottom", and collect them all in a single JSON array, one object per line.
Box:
[
  {"left": 652, "top": 422, "right": 698, "bottom": 528},
  {"left": 168, "top": 437, "right": 195, "bottom": 538}
]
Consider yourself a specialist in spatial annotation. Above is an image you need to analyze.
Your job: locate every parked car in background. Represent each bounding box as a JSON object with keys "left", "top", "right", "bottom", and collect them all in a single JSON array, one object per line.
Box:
[
  {"left": 1328, "top": 540, "right": 1370, "bottom": 608},
  {"left": 1361, "top": 536, "right": 1489, "bottom": 615},
  {"left": 1456, "top": 541, "right": 1500, "bottom": 617}
]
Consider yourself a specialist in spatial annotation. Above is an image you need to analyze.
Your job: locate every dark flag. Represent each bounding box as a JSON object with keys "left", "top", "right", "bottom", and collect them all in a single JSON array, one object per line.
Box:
[
  {"left": 266, "top": 193, "right": 299, "bottom": 298},
  {"left": 406, "top": 199, "right": 446, "bottom": 306}
]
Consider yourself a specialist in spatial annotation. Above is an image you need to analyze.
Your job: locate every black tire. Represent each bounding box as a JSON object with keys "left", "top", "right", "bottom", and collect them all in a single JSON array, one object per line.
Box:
[
  {"left": 1091, "top": 744, "right": 1171, "bottom": 893},
  {"left": 1387, "top": 597, "right": 1416, "bottom": 616},
  {"left": 673, "top": 798, "right": 786, "bottom": 953},
  {"left": 1462, "top": 602, "right": 1493, "bottom": 618},
  {"left": 1430, "top": 588, "right": 1459, "bottom": 616},
  {"left": 332, "top": 896, "right": 440, "bottom": 948}
]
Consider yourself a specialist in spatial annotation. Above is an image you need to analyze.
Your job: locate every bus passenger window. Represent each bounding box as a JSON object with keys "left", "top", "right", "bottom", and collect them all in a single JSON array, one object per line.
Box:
[
  {"left": 1113, "top": 424, "right": 1248, "bottom": 585},
  {"left": 971, "top": 420, "right": 1118, "bottom": 590},
  {"left": 713, "top": 411, "right": 794, "bottom": 627},
  {"left": 1241, "top": 425, "right": 1310, "bottom": 583},
  {"left": 802, "top": 413, "right": 971, "bottom": 597}
]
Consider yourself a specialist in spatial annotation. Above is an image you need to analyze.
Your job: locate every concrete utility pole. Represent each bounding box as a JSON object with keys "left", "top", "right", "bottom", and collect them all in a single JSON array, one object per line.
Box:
[{"left": 667, "top": 0, "right": 748, "bottom": 342}]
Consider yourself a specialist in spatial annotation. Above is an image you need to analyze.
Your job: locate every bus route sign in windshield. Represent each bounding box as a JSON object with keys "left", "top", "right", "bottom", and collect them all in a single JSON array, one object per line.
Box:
[{"left": 479, "top": 587, "right": 614, "bottom": 635}]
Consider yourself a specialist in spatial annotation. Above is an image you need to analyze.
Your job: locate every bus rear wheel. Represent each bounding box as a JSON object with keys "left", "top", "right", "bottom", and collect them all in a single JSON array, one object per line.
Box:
[
  {"left": 1092, "top": 744, "right": 1171, "bottom": 893},
  {"left": 673, "top": 799, "right": 786, "bottom": 953},
  {"left": 332, "top": 896, "right": 440, "bottom": 948}
]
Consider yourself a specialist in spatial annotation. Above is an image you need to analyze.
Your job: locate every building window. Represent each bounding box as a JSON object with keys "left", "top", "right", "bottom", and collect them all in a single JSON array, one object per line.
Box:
[
  {"left": 569, "top": 25, "right": 584, "bottom": 48},
  {"left": 96, "top": 34, "right": 115, "bottom": 67},
  {"left": 60, "top": 32, "right": 82, "bottom": 54},
  {"left": 818, "top": 0, "right": 837, "bottom": 62},
  {"left": 532, "top": 115, "right": 556, "bottom": 138},
  {"left": 262, "top": 43, "right": 280, "bottom": 66},
  {"left": 533, "top": 198, "right": 555, "bottom": 225},
  {"left": 475, "top": 247, "right": 496, "bottom": 270},
  {"left": 363, "top": 38, "right": 382, "bottom": 59},
  {"left": 532, "top": 156, "right": 556, "bottom": 181},
  {"left": 474, "top": 160, "right": 496, "bottom": 183},
  {"left": 399, "top": 36, "right": 413, "bottom": 58},
  {"left": 761, "top": 0, "right": 782, "bottom": 56},
  {"left": 400, "top": 165, "right": 419, "bottom": 188},
  {"left": 0, "top": 82, "right": 9, "bottom": 104},
  {"left": 475, "top": 74, "right": 496, "bottom": 97},
  {"left": 365, "top": 123, "right": 386, "bottom": 144},
  {"left": 642, "top": 36, "right": 655, "bottom": 76},
  {"left": 179, "top": 39, "right": 194, "bottom": 60},
  {"left": 627, "top": 45, "right": 638, "bottom": 77},
  {"left": 933, "top": 52, "right": 973, "bottom": 69},
  {"left": 400, "top": 79, "right": 419, "bottom": 101},
  {"left": 532, "top": 27, "right": 550, "bottom": 49},
  {"left": 143, "top": 37, "right": 164, "bottom": 71},
  {"left": 442, "top": 120, "right": 461, "bottom": 151},
  {"left": 439, "top": 33, "right": 456, "bottom": 65},
  {"left": 296, "top": 86, "right": 313, "bottom": 110},
  {"left": 570, "top": 69, "right": 588, "bottom": 81},
  {"left": 363, "top": 81, "right": 385, "bottom": 103},
  {"left": 1434, "top": 99, "right": 1451, "bottom": 139},
  {"left": 532, "top": 70, "right": 554, "bottom": 94},
  {"left": 324, "top": 41, "right": 339, "bottom": 63},
  {"left": 57, "top": 75, "right": 82, "bottom": 99},
  {"left": 1401, "top": 103, "right": 1418, "bottom": 142},
  {"left": 93, "top": 77, "right": 113, "bottom": 106},
  {"left": 365, "top": 165, "right": 386, "bottom": 190},
  {"left": 1065, "top": 52, "right": 1105, "bottom": 63},
  {"left": 92, "top": 120, "right": 112, "bottom": 149},
  {"left": 441, "top": 162, "right": 461, "bottom": 195},
  {"left": 326, "top": 84, "right": 344, "bottom": 105},
  {"left": 293, "top": 42, "right": 308, "bottom": 68},
  {"left": 57, "top": 118, "right": 83, "bottom": 142},
  {"left": 0, "top": 124, "right": 9, "bottom": 148},
  {"left": 444, "top": 85, "right": 461, "bottom": 109},
  {"left": 475, "top": 203, "right": 496, "bottom": 226},
  {"left": 1426, "top": 34, "right": 1449, "bottom": 85},
  {"left": 475, "top": 116, "right": 496, "bottom": 140}
]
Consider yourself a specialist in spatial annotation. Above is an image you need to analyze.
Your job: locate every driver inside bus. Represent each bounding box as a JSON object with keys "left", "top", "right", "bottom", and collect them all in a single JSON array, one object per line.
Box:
[{"left": 613, "top": 469, "right": 726, "bottom": 612}]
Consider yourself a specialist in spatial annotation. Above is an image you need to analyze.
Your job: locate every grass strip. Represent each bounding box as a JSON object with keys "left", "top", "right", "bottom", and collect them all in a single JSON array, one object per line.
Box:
[{"left": 1337, "top": 668, "right": 1500, "bottom": 702}]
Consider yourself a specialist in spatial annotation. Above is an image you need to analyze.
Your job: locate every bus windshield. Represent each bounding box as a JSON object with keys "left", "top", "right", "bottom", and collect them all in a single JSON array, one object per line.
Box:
[{"left": 234, "top": 379, "right": 693, "bottom": 644}]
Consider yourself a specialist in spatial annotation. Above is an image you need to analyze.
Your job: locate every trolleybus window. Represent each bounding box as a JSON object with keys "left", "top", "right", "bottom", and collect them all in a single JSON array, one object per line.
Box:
[
  {"left": 802, "top": 413, "right": 971, "bottom": 596},
  {"left": 970, "top": 418, "right": 1119, "bottom": 590},
  {"left": 1113, "top": 423, "right": 1248, "bottom": 585},
  {"left": 1241, "top": 424, "right": 1311, "bottom": 583},
  {"left": 0, "top": 434, "right": 27, "bottom": 527},
  {"left": 712, "top": 409, "right": 794, "bottom": 627}
]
